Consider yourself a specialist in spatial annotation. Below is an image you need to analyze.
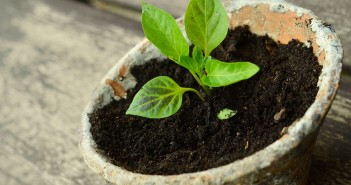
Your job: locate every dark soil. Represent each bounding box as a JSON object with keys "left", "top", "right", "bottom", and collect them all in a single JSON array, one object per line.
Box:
[{"left": 89, "top": 26, "right": 322, "bottom": 175}]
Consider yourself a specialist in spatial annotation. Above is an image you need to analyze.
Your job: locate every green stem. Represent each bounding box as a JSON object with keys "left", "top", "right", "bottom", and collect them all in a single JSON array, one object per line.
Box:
[
  {"left": 184, "top": 88, "right": 205, "bottom": 102},
  {"left": 190, "top": 71, "right": 211, "bottom": 95},
  {"left": 204, "top": 49, "right": 209, "bottom": 57}
]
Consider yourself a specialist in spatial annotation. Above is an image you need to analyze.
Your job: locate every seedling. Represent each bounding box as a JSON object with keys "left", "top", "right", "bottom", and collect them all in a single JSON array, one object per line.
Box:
[
  {"left": 217, "top": 108, "right": 237, "bottom": 120},
  {"left": 126, "top": 0, "right": 259, "bottom": 119}
]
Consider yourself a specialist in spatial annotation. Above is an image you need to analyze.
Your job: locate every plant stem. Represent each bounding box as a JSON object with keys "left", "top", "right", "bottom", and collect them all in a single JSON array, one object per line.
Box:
[
  {"left": 190, "top": 72, "right": 211, "bottom": 95},
  {"left": 201, "top": 84, "right": 211, "bottom": 96},
  {"left": 204, "top": 50, "right": 209, "bottom": 57},
  {"left": 184, "top": 88, "right": 205, "bottom": 102}
]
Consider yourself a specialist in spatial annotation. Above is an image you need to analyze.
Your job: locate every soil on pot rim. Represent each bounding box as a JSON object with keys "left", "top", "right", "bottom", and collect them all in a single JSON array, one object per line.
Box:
[{"left": 89, "top": 26, "right": 322, "bottom": 175}]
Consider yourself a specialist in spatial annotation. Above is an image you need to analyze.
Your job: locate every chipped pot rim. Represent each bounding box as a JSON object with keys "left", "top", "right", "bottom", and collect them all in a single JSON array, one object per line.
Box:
[{"left": 80, "top": 0, "right": 343, "bottom": 184}]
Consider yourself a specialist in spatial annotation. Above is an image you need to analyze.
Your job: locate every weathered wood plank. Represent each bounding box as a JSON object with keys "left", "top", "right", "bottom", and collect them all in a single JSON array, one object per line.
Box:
[
  {"left": 89, "top": 0, "right": 189, "bottom": 18},
  {"left": 309, "top": 80, "right": 351, "bottom": 184},
  {"left": 0, "top": 0, "right": 143, "bottom": 184}
]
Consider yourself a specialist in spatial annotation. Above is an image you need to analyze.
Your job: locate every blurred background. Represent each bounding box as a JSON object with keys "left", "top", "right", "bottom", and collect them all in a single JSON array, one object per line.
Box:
[{"left": 0, "top": 0, "right": 350, "bottom": 184}]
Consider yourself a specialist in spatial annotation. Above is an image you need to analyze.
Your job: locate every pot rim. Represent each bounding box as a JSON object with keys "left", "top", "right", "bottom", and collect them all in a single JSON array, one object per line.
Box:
[{"left": 80, "top": 0, "right": 343, "bottom": 184}]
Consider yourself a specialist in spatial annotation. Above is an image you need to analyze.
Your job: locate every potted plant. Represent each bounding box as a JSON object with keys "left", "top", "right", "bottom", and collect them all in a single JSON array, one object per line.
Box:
[{"left": 80, "top": 0, "right": 343, "bottom": 184}]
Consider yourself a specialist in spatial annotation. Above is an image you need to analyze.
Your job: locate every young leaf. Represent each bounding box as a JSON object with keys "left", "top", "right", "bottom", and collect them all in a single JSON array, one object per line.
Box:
[
  {"left": 191, "top": 46, "right": 211, "bottom": 77},
  {"left": 126, "top": 76, "right": 201, "bottom": 119},
  {"left": 192, "top": 46, "right": 205, "bottom": 65},
  {"left": 185, "top": 0, "right": 228, "bottom": 56},
  {"left": 142, "top": 2, "right": 189, "bottom": 61},
  {"left": 217, "top": 108, "right": 237, "bottom": 120},
  {"left": 202, "top": 60, "right": 259, "bottom": 87},
  {"left": 179, "top": 56, "right": 201, "bottom": 73}
]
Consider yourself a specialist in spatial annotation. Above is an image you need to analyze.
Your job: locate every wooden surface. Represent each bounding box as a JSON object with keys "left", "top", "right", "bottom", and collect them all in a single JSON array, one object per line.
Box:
[
  {"left": 0, "top": 0, "right": 350, "bottom": 184},
  {"left": 0, "top": 0, "right": 143, "bottom": 184}
]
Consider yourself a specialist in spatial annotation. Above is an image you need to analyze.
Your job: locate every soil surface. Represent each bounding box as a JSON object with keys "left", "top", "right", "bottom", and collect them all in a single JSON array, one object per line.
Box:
[{"left": 90, "top": 26, "right": 322, "bottom": 175}]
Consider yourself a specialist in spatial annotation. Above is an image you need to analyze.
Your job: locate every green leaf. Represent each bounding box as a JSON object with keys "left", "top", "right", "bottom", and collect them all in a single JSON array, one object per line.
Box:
[
  {"left": 217, "top": 108, "right": 237, "bottom": 120},
  {"left": 192, "top": 46, "right": 212, "bottom": 76},
  {"left": 185, "top": 0, "right": 228, "bottom": 56},
  {"left": 179, "top": 56, "right": 200, "bottom": 73},
  {"left": 142, "top": 2, "right": 189, "bottom": 61},
  {"left": 179, "top": 47, "right": 214, "bottom": 82},
  {"left": 179, "top": 47, "right": 213, "bottom": 78},
  {"left": 192, "top": 46, "right": 205, "bottom": 64},
  {"left": 126, "top": 76, "right": 197, "bottom": 119},
  {"left": 202, "top": 60, "right": 259, "bottom": 87}
]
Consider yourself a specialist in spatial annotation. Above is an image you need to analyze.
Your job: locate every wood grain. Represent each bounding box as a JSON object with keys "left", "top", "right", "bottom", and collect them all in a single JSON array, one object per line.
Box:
[
  {"left": 308, "top": 76, "right": 351, "bottom": 185},
  {"left": 0, "top": 0, "right": 142, "bottom": 184},
  {"left": 0, "top": 0, "right": 350, "bottom": 184}
]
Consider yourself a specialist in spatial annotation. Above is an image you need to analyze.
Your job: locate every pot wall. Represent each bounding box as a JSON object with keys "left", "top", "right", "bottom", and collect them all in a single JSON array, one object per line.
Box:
[{"left": 80, "top": 0, "right": 343, "bottom": 184}]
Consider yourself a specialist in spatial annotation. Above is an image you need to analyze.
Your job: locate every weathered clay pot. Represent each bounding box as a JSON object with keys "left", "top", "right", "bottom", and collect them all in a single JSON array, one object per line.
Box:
[{"left": 80, "top": 0, "right": 343, "bottom": 184}]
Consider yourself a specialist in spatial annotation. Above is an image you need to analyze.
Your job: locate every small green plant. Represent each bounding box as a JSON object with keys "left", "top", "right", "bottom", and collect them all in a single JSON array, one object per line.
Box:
[
  {"left": 126, "top": 0, "right": 259, "bottom": 119},
  {"left": 217, "top": 108, "right": 237, "bottom": 120}
]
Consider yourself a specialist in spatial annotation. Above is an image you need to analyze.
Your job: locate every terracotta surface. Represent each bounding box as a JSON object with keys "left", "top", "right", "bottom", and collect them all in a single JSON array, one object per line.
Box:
[
  {"left": 229, "top": 5, "right": 323, "bottom": 63},
  {"left": 105, "top": 79, "right": 126, "bottom": 98},
  {"left": 80, "top": 0, "right": 343, "bottom": 184}
]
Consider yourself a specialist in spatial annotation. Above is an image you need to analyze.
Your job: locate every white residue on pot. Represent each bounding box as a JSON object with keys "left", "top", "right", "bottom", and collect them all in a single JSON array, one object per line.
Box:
[{"left": 310, "top": 18, "right": 343, "bottom": 89}]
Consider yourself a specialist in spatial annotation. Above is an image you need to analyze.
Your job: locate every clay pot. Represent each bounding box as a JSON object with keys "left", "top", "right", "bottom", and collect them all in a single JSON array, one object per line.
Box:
[{"left": 80, "top": 0, "right": 343, "bottom": 184}]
